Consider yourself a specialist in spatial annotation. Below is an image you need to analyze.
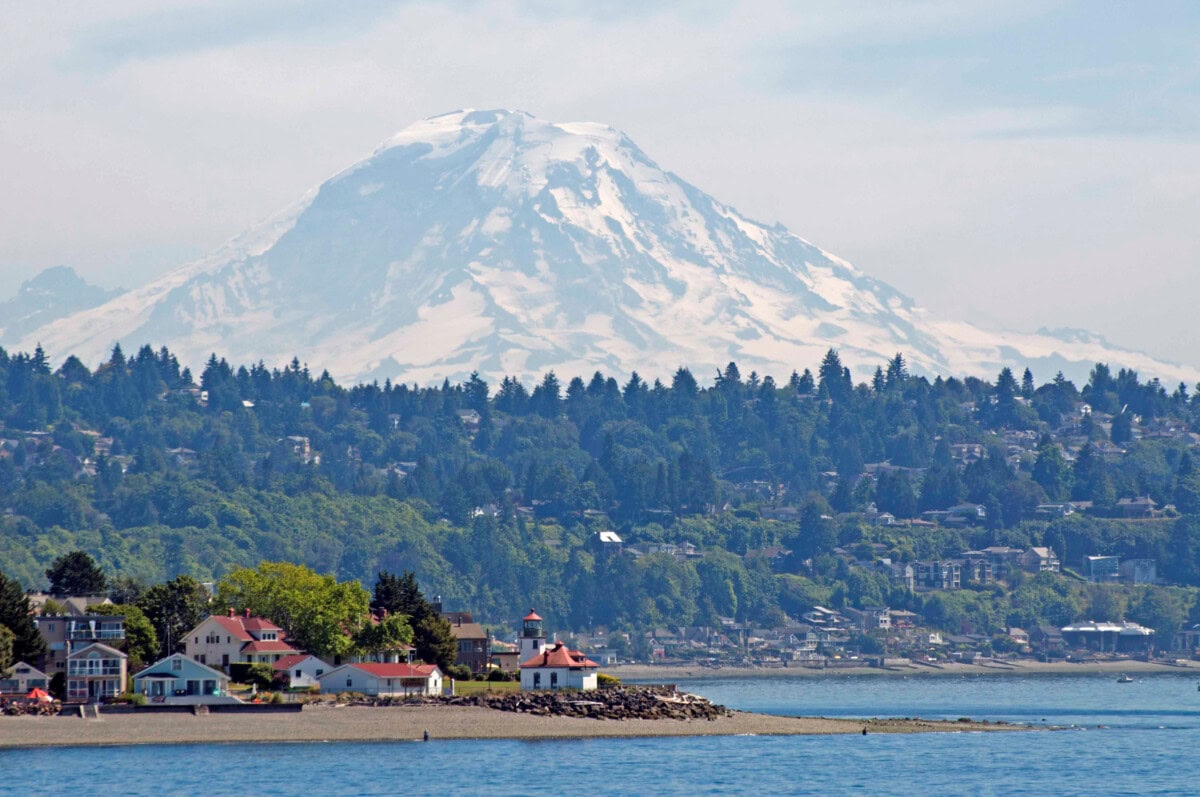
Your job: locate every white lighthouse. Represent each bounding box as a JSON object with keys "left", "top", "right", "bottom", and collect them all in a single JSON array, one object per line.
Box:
[{"left": 518, "top": 609, "right": 547, "bottom": 662}]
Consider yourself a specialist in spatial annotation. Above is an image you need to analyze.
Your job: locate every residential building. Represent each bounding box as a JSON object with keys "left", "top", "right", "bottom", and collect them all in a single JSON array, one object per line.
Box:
[
  {"left": 34, "top": 613, "right": 125, "bottom": 677},
  {"left": 1119, "top": 559, "right": 1157, "bottom": 585},
  {"left": 1020, "top": 547, "right": 1061, "bottom": 574},
  {"left": 1085, "top": 555, "right": 1120, "bottom": 583},
  {"left": 519, "top": 641, "right": 599, "bottom": 691},
  {"left": 444, "top": 612, "right": 490, "bottom": 674},
  {"left": 132, "top": 654, "right": 234, "bottom": 704},
  {"left": 273, "top": 654, "right": 329, "bottom": 690},
  {"left": 1116, "top": 496, "right": 1157, "bottom": 518},
  {"left": 1060, "top": 621, "right": 1154, "bottom": 654},
  {"left": 0, "top": 661, "right": 49, "bottom": 695},
  {"left": 184, "top": 608, "right": 300, "bottom": 673},
  {"left": 317, "top": 663, "right": 443, "bottom": 697},
  {"left": 66, "top": 642, "right": 127, "bottom": 703},
  {"left": 915, "top": 560, "right": 961, "bottom": 590},
  {"left": 843, "top": 607, "right": 891, "bottom": 632}
]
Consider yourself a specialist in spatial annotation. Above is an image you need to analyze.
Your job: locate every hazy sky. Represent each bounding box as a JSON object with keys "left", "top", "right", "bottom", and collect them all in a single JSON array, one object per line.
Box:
[{"left": 3, "top": 1, "right": 1199, "bottom": 363}]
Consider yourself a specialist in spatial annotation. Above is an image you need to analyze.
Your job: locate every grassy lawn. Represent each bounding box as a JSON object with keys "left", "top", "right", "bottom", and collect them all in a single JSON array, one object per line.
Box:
[{"left": 452, "top": 680, "right": 520, "bottom": 696}]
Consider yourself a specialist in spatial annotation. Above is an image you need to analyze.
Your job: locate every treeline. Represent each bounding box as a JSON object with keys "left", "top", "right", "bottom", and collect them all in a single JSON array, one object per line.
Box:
[{"left": 2, "top": 343, "right": 1200, "bottom": 636}]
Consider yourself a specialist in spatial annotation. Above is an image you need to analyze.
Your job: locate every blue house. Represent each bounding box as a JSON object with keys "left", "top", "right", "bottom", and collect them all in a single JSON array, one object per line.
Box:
[{"left": 132, "top": 654, "right": 235, "bottom": 704}]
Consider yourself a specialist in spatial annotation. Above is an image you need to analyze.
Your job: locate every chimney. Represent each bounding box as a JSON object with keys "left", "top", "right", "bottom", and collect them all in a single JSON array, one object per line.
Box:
[
  {"left": 244, "top": 608, "right": 251, "bottom": 618},
  {"left": 228, "top": 608, "right": 235, "bottom": 618}
]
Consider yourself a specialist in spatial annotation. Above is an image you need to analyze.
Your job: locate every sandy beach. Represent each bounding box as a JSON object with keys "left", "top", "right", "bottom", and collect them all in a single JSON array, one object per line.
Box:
[
  {"left": 0, "top": 704, "right": 1028, "bottom": 749},
  {"left": 607, "top": 658, "right": 1196, "bottom": 682}
]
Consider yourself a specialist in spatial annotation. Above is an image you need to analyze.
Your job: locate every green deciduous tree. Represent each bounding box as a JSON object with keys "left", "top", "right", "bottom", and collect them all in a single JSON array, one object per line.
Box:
[
  {"left": 91, "top": 603, "right": 157, "bottom": 670},
  {"left": 218, "top": 562, "right": 369, "bottom": 660},
  {"left": 137, "top": 576, "right": 213, "bottom": 657}
]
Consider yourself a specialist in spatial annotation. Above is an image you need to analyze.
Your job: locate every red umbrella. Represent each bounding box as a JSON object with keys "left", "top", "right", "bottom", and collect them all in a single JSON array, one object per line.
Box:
[{"left": 25, "top": 688, "right": 52, "bottom": 702}]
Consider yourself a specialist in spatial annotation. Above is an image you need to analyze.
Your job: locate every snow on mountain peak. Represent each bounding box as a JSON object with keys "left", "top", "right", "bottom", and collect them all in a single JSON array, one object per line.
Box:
[{"left": 8, "top": 111, "right": 1198, "bottom": 387}]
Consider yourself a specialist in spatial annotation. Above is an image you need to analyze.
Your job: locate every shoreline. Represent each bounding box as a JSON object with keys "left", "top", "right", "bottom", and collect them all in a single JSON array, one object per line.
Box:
[
  {"left": 0, "top": 704, "right": 1031, "bottom": 749},
  {"left": 607, "top": 658, "right": 1197, "bottom": 682}
]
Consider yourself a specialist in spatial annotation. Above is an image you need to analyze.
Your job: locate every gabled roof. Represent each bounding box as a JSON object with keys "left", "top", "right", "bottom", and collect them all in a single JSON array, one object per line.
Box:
[
  {"left": 447, "top": 622, "right": 487, "bottom": 640},
  {"left": 67, "top": 642, "right": 127, "bottom": 660},
  {"left": 321, "top": 662, "right": 440, "bottom": 679},
  {"left": 132, "top": 654, "right": 229, "bottom": 682},
  {"left": 519, "top": 641, "right": 598, "bottom": 670},
  {"left": 241, "top": 639, "right": 300, "bottom": 654},
  {"left": 273, "top": 654, "right": 325, "bottom": 672},
  {"left": 207, "top": 615, "right": 255, "bottom": 641}
]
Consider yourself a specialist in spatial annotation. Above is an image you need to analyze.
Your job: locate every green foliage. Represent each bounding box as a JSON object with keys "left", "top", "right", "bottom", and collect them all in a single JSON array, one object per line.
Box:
[
  {"left": 45, "top": 550, "right": 106, "bottom": 595},
  {"left": 137, "top": 576, "right": 212, "bottom": 658},
  {"left": 218, "top": 562, "right": 369, "bottom": 659},
  {"left": 0, "top": 569, "right": 45, "bottom": 664},
  {"left": 0, "top": 624, "right": 13, "bottom": 673},
  {"left": 91, "top": 603, "right": 157, "bottom": 669},
  {"left": 447, "top": 663, "right": 472, "bottom": 681},
  {"left": 353, "top": 612, "right": 414, "bottom": 658},
  {"left": 597, "top": 672, "right": 621, "bottom": 688},
  {"left": 229, "top": 662, "right": 276, "bottom": 689}
]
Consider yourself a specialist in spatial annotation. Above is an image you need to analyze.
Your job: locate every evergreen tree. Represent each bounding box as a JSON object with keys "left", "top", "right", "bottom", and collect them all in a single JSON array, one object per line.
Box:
[
  {"left": 45, "top": 550, "right": 106, "bottom": 595},
  {"left": 0, "top": 570, "right": 46, "bottom": 664}
]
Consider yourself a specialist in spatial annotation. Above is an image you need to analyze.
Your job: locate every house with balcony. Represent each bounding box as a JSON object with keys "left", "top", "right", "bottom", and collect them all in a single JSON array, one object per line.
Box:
[
  {"left": 66, "top": 643, "right": 127, "bottom": 703},
  {"left": 34, "top": 614, "right": 125, "bottom": 677}
]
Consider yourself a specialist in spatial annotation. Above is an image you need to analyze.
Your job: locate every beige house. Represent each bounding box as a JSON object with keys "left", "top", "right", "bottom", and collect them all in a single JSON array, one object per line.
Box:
[
  {"left": 0, "top": 661, "right": 49, "bottom": 695},
  {"left": 184, "top": 609, "right": 300, "bottom": 673},
  {"left": 33, "top": 613, "right": 125, "bottom": 677},
  {"left": 66, "top": 642, "right": 127, "bottom": 703}
]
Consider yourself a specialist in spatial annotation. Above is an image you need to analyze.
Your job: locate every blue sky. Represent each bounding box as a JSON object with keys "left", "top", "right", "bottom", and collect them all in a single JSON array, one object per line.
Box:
[{"left": 2, "top": 1, "right": 1198, "bottom": 366}]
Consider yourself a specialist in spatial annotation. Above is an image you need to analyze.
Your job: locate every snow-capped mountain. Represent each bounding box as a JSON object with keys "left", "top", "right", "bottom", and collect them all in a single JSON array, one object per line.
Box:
[
  {"left": 11, "top": 109, "right": 1198, "bottom": 386},
  {"left": 0, "top": 266, "right": 124, "bottom": 344}
]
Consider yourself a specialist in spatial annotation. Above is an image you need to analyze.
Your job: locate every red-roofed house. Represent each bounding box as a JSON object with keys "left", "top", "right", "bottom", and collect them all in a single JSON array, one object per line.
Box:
[
  {"left": 273, "top": 654, "right": 330, "bottom": 689},
  {"left": 317, "top": 662, "right": 443, "bottom": 696},
  {"left": 519, "top": 640, "right": 599, "bottom": 691},
  {"left": 184, "top": 609, "right": 301, "bottom": 673}
]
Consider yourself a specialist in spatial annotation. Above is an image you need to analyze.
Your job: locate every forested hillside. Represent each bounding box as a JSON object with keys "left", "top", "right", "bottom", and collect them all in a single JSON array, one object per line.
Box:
[{"left": 3, "top": 343, "right": 1200, "bottom": 637}]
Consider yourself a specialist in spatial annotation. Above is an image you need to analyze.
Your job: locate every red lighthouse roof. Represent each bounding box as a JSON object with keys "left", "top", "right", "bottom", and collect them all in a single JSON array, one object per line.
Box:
[{"left": 523, "top": 609, "right": 542, "bottom": 622}]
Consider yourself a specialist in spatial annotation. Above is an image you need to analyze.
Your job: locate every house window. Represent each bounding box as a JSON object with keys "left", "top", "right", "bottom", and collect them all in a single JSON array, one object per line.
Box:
[
  {"left": 551, "top": 673, "right": 558, "bottom": 689},
  {"left": 346, "top": 678, "right": 352, "bottom": 687},
  {"left": 172, "top": 658, "right": 183, "bottom": 671},
  {"left": 533, "top": 673, "right": 541, "bottom": 688},
  {"left": 295, "top": 670, "right": 302, "bottom": 677},
  {"left": 316, "top": 670, "right": 323, "bottom": 677}
]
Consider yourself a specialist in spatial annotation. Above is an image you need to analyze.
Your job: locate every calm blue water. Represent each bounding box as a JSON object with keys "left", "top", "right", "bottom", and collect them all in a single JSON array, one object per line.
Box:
[{"left": 6, "top": 674, "right": 1200, "bottom": 796}]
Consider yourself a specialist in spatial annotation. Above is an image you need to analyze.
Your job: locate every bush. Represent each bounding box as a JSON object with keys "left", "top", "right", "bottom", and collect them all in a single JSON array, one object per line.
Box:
[
  {"left": 486, "top": 668, "right": 514, "bottom": 682},
  {"left": 229, "top": 662, "right": 276, "bottom": 690},
  {"left": 597, "top": 673, "right": 621, "bottom": 688},
  {"left": 127, "top": 692, "right": 147, "bottom": 706},
  {"left": 447, "top": 664, "right": 472, "bottom": 681}
]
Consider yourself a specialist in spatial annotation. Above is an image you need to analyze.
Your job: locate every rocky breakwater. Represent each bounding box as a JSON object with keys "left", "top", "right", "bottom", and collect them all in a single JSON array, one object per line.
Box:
[{"left": 458, "top": 685, "right": 731, "bottom": 721}]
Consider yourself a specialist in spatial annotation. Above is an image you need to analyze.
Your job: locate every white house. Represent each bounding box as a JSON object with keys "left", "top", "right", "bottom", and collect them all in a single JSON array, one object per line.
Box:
[
  {"left": 0, "top": 661, "right": 49, "bottom": 695},
  {"left": 184, "top": 608, "right": 300, "bottom": 672},
  {"left": 317, "top": 663, "right": 443, "bottom": 697},
  {"left": 273, "top": 654, "right": 329, "bottom": 689},
  {"left": 132, "top": 654, "right": 235, "bottom": 704},
  {"left": 519, "top": 640, "right": 599, "bottom": 691}
]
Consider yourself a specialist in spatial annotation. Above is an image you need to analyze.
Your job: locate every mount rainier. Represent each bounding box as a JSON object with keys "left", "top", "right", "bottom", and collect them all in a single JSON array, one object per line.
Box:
[{"left": 10, "top": 109, "right": 1197, "bottom": 386}]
